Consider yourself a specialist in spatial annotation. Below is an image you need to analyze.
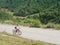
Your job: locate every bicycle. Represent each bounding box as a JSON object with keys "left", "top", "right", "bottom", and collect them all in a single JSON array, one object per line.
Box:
[{"left": 13, "top": 29, "right": 22, "bottom": 35}]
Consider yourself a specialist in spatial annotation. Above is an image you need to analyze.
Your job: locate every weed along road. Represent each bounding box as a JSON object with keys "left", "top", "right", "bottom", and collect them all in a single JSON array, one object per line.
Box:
[{"left": 0, "top": 24, "right": 60, "bottom": 45}]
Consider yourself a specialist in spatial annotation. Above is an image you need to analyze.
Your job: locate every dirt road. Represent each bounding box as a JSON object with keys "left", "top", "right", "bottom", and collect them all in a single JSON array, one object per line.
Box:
[{"left": 0, "top": 24, "right": 60, "bottom": 45}]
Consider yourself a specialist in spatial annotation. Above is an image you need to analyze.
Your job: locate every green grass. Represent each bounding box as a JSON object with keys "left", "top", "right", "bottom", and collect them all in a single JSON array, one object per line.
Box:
[{"left": 0, "top": 32, "right": 56, "bottom": 45}]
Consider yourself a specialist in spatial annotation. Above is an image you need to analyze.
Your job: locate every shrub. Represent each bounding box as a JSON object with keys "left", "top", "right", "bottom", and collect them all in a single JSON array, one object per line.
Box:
[
  {"left": 39, "top": 13, "right": 55, "bottom": 24},
  {"left": 0, "top": 11, "right": 13, "bottom": 20},
  {"left": 46, "top": 23, "right": 54, "bottom": 28},
  {"left": 30, "top": 20, "right": 40, "bottom": 28},
  {"left": 39, "top": 11, "right": 59, "bottom": 24},
  {"left": 54, "top": 24, "right": 60, "bottom": 30},
  {"left": 24, "top": 18, "right": 32, "bottom": 23}
]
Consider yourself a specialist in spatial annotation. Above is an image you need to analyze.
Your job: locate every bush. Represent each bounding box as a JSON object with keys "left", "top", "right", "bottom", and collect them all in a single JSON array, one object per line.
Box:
[
  {"left": 39, "top": 13, "right": 55, "bottom": 24},
  {"left": 0, "top": 11, "right": 13, "bottom": 20},
  {"left": 27, "top": 14, "right": 39, "bottom": 19},
  {"left": 24, "top": 18, "right": 32, "bottom": 23},
  {"left": 54, "top": 24, "right": 60, "bottom": 30},
  {"left": 30, "top": 20, "right": 40, "bottom": 28},
  {"left": 39, "top": 10, "right": 59, "bottom": 24},
  {"left": 46, "top": 23, "right": 54, "bottom": 28}
]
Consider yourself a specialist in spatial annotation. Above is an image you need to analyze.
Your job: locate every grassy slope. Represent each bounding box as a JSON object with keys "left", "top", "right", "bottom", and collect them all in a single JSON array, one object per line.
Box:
[
  {"left": 0, "top": 32, "right": 55, "bottom": 45},
  {"left": 0, "top": 8, "right": 60, "bottom": 29}
]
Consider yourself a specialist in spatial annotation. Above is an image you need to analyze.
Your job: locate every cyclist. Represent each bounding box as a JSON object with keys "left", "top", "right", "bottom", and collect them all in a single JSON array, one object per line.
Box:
[
  {"left": 13, "top": 24, "right": 22, "bottom": 35},
  {"left": 14, "top": 24, "right": 20, "bottom": 33}
]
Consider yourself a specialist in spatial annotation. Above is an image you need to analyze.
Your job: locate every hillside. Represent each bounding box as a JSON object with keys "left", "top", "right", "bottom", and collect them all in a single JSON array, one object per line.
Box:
[
  {"left": 0, "top": 32, "right": 55, "bottom": 45},
  {"left": 0, "top": 0, "right": 60, "bottom": 29},
  {"left": 0, "top": 0, "right": 58, "bottom": 16}
]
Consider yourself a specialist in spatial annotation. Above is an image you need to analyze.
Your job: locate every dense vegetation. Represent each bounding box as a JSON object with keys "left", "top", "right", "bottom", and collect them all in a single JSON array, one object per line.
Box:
[
  {"left": 0, "top": 0, "right": 60, "bottom": 29},
  {"left": 0, "top": 0, "right": 58, "bottom": 15}
]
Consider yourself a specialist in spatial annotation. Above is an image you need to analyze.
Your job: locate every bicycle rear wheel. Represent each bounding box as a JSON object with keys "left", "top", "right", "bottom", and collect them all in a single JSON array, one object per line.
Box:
[{"left": 18, "top": 30, "right": 22, "bottom": 35}]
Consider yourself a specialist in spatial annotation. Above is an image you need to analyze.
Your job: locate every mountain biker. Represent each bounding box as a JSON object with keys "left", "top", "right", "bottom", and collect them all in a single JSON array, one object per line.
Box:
[
  {"left": 13, "top": 24, "right": 22, "bottom": 35},
  {"left": 14, "top": 24, "right": 20, "bottom": 33}
]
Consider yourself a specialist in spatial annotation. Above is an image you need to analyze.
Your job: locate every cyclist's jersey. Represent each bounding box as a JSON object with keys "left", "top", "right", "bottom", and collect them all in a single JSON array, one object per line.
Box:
[{"left": 15, "top": 26, "right": 20, "bottom": 30}]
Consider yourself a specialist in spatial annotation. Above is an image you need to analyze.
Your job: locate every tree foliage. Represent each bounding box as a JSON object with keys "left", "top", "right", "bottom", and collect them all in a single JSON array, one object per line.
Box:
[{"left": 0, "top": 0, "right": 59, "bottom": 24}]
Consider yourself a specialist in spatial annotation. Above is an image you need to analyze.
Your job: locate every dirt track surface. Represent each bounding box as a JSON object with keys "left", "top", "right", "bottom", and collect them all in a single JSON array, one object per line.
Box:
[{"left": 0, "top": 24, "right": 60, "bottom": 45}]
